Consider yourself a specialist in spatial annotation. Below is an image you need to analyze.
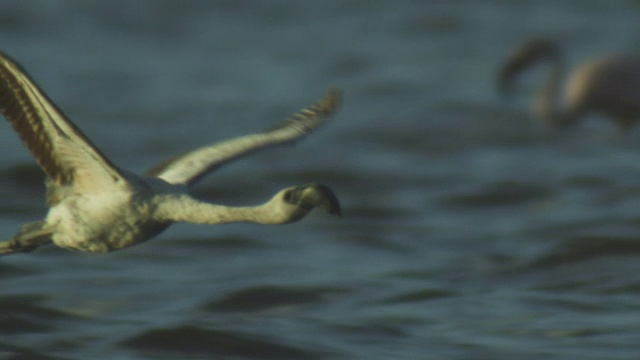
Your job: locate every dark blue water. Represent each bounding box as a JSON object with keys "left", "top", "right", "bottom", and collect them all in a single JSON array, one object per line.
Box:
[{"left": 2, "top": 1, "right": 640, "bottom": 359}]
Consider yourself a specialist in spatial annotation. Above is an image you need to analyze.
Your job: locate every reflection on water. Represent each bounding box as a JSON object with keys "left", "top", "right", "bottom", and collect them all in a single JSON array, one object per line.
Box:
[{"left": 2, "top": 1, "right": 640, "bottom": 359}]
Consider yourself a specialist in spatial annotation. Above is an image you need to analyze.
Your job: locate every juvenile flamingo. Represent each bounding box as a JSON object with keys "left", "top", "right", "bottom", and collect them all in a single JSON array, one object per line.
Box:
[
  {"left": 0, "top": 51, "right": 341, "bottom": 255},
  {"left": 498, "top": 38, "right": 640, "bottom": 130}
]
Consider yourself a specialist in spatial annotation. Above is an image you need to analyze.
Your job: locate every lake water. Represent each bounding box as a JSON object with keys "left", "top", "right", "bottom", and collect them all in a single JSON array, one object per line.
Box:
[{"left": 2, "top": 1, "right": 640, "bottom": 359}]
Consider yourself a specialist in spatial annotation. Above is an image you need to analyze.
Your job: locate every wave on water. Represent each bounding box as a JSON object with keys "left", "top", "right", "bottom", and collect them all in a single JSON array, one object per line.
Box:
[{"left": 121, "top": 324, "right": 323, "bottom": 360}]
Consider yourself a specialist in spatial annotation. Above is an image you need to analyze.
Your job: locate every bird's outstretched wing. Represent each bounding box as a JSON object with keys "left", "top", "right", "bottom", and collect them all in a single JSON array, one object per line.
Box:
[
  {"left": 0, "top": 221, "right": 53, "bottom": 255},
  {"left": 0, "top": 51, "right": 125, "bottom": 191},
  {"left": 146, "top": 88, "right": 341, "bottom": 186}
]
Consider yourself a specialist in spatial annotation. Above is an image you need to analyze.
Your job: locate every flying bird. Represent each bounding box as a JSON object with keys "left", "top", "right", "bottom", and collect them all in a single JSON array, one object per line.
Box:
[
  {"left": 498, "top": 38, "right": 640, "bottom": 130},
  {"left": 0, "top": 51, "right": 341, "bottom": 255}
]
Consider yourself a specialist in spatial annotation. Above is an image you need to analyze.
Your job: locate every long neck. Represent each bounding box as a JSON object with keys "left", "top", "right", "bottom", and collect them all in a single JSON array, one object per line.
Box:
[
  {"left": 535, "top": 55, "right": 577, "bottom": 127},
  {"left": 154, "top": 194, "right": 302, "bottom": 225}
]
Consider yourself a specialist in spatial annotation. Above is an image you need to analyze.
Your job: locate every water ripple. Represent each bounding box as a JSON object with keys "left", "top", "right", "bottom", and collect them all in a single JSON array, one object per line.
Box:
[
  {"left": 440, "top": 180, "right": 554, "bottom": 208},
  {"left": 121, "top": 325, "right": 322, "bottom": 359},
  {"left": 0, "top": 295, "right": 79, "bottom": 335},
  {"left": 524, "top": 234, "right": 640, "bottom": 270},
  {"left": 205, "top": 284, "right": 347, "bottom": 313}
]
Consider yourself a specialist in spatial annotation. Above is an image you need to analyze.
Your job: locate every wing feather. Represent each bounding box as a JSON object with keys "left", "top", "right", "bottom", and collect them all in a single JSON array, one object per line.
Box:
[
  {"left": 147, "top": 88, "right": 340, "bottom": 186},
  {"left": 0, "top": 51, "right": 124, "bottom": 190}
]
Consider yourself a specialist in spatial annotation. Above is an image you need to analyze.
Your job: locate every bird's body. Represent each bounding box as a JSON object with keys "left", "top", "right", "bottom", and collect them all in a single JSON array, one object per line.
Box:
[
  {"left": 44, "top": 173, "right": 171, "bottom": 252},
  {"left": 498, "top": 38, "right": 640, "bottom": 130},
  {"left": 0, "top": 51, "right": 341, "bottom": 255}
]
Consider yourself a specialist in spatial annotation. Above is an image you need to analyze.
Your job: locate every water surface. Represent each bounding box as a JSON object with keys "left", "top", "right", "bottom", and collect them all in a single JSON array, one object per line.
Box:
[{"left": 2, "top": 1, "right": 640, "bottom": 359}]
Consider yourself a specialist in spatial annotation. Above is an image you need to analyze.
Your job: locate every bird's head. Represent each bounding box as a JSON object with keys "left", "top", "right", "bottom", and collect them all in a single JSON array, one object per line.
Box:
[
  {"left": 272, "top": 183, "right": 342, "bottom": 223},
  {"left": 498, "top": 38, "right": 561, "bottom": 98}
]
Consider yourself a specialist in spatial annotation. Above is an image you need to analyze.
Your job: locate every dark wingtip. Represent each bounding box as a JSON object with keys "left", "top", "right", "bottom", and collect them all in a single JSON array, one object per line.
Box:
[
  {"left": 266, "top": 87, "right": 342, "bottom": 133},
  {"left": 317, "top": 88, "right": 342, "bottom": 117}
]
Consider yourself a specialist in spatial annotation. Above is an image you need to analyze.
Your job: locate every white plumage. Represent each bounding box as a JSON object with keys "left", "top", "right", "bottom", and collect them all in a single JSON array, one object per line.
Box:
[{"left": 0, "top": 51, "right": 341, "bottom": 254}]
